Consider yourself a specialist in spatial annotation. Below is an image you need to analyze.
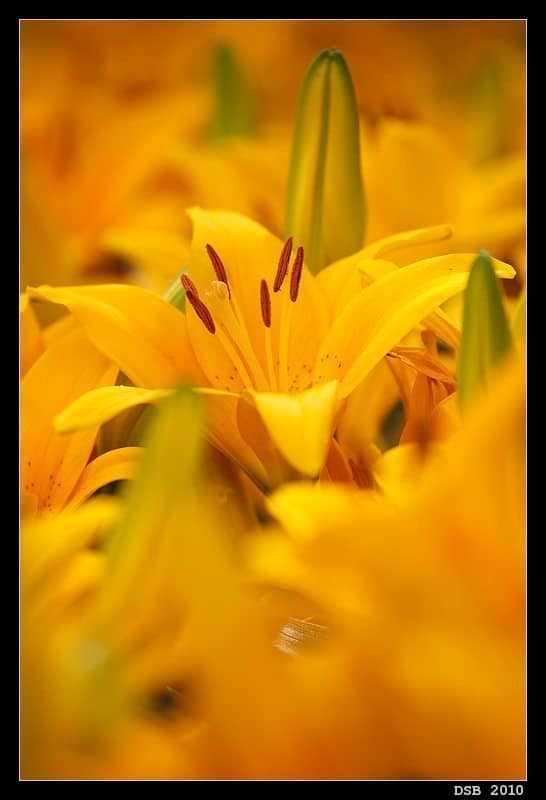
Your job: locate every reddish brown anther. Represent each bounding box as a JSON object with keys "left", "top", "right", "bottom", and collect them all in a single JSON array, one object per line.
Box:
[
  {"left": 186, "top": 292, "right": 216, "bottom": 334},
  {"left": 181, "top": 273, "right": 198, "bottom": 296},
  {"left": 273, "top": 237, "right": 293, "bottom": 292},
  {"left": 290, "top": 246, "right": 304, "bottom": 302},
  {"left": 206, "top": 244, "right": 231, "bottom": 298},
  {"left": 260, "top": 279, "right": 272, "bottom": 328}
]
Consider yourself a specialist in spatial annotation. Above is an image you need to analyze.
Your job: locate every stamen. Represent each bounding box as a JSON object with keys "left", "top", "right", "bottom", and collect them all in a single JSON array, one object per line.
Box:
[
  {"left": 277, "top": 247, "right": 302, "bottom": 390},
  {"left": 206, "top": 244, "right": 231, "bottom": 298},
  {"left": 277, "top": 296, "right": 293, "bottom": 391},
  {"left": 290, "top": 246, "right": 304, "bottom": 302},
  {"left": 260, "top": 279, "right": 272, "bottom": 328},
  {"left": 186, "top": 292, "right": 216, "bottom": 334},
  {"left": 205, "top": 286, "right": 268, "bottom": 390},
  {"left": 273, "top": 237, "right": 293, "bottom": 292},
  {"left": 261, "top": 279, "right": 277, "bottom": 389},
  {"left": 181, "top": 273, "right": 199, "bottom": 296},
  {"left": 215, "top": 324, "right": 255, "bottom": 388}
]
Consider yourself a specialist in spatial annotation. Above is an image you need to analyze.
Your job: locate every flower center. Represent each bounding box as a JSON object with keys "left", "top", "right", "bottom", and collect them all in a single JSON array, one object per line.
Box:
[{"left": 182, "top": 239, "right": 306, "bottom": 393}]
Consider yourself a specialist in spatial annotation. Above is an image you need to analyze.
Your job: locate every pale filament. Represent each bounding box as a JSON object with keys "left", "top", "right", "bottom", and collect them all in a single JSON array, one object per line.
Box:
[
  {"left": 277, "top": 293, "right": 293, "bottom": 393},
  {"left": 206, "top": 284, "right": 269, "bottom": 391},
  {"left": 260, "top": 279, "right": 278, "bottom": 391},
  {"left": 185, "top": 241, "right": 306, "bottom": 394}
]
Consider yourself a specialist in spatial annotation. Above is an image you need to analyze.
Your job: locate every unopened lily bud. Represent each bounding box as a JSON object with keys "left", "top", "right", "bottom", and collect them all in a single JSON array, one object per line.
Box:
[
  {"left": 284, "top": 48, "right": 365, "bottom": 273},
  {"left": 458, "top": 250, "right": 513, "bottom": 410}
]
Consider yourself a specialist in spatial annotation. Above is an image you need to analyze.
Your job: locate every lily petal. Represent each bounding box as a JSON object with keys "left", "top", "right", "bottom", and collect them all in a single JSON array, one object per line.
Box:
[
  {"left": 266, "top": 482, "right": 366, "bottom": 543},
  {"left": 336, "top": 359, "right": 399, "bottom": 456},
  {"left": 373, "top": 442, "right": 446, "bottom": 502},
  {"left": 22, "top": 497, "right": 120, "bottom": 594},
  {"left": 422, "top": 307, "right": 461, "bottom": 350},
  {"left": 318, "top": 252, "right": 461, "bottom": 350},
  {"left": 315, "top": 254, "right": 514, "bottom": 399},
  {"left": 43, "top": 313, "right": 78, "bottom": 346},
  {"left": 389, "top": 347, "right": 456, "bottom": 384},
  {"left": 65, "top": 447, "right": 143, "bottom": 510},
  {"left": 55, "top": 386, "right": 172, "bottom": 434},
  {"left": 245, "top": 380, "right": 340, "bottom": 477},
  {"left": 21, "top": 327, "right": 118, "bottom": 513},
  {"left": 360, "top": 224, "right": 453, "bottom": 260},
  {"left": 20, "top": 293, "right": 44, "bottom": 377},
  {"left": 196, "top": 388, "right": 271, "bottom": 491},
  {"left": 28, "top": 284, "right": 205, "bottom": 389}
]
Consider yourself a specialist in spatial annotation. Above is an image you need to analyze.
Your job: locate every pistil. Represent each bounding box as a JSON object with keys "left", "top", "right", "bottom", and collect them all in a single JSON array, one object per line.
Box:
[{"left": 205, "top": 243, "right": 269, "bottom": 390}]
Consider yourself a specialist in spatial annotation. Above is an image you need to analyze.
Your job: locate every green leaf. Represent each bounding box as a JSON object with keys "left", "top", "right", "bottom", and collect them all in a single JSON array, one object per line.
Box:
[
  {"left": 458, "top": 250, "right": 513, "bottom": 410},
  {"left": 162, "top": 269, "right": 188, "bottom": 311},
  {"left": 107, "top": 386, "right": 204, "bottom": 569},
  {"left": 209, "top": 44, "right": 256, "bottom": 142},
  {"left": 284, "top": 48, "right": 365, "bottom": 274}
]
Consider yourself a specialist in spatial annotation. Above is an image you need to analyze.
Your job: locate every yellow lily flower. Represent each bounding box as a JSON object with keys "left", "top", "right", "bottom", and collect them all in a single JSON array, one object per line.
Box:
[
  {"left": 248, "top": 352, "right": 525, "bottom": 778},
  {"left": 21, "top": 322, "right": 140, "bottom": 517},
  {"left": 326, "top": 248, "right": 518, "bottom": 492},
  {"left": 362, "top": 118, "right": 526, "bottom": 276},
  {"left": 30, "top": 210, "right": 514, "bottom": 491}
]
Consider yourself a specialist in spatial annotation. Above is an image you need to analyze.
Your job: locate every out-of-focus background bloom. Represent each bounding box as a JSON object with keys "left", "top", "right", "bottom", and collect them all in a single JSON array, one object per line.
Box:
[{"left": 21, "top": 19, "right": 526, "bottom": 297}]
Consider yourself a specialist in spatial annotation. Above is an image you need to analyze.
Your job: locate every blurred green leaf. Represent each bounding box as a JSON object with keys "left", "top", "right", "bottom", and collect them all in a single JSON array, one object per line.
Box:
[
  {"left": 458, "top": 250, "right": 513, "bottom": 410},
  {"left": 210, "top": 44, "right": 256, "bottom": 142}
]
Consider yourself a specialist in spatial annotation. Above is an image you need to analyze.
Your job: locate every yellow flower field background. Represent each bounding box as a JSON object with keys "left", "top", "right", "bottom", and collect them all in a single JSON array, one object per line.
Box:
[{"left": 20, "top": 19, "right": 526, "bottom": 780}]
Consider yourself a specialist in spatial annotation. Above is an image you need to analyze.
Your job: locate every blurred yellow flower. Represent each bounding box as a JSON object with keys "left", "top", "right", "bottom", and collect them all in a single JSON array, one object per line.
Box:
[
  {"left": 20, "top": 21, "right": 525, "bottom": 293},
  {"left": 249, "top": 352, "right": 525, "bottom": 778},
  {"left": 22, "top": 349, "right": 524, "bottom": 778},
  {"left": 362, "top": 119, "right": 526, "bottom": 276}
]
